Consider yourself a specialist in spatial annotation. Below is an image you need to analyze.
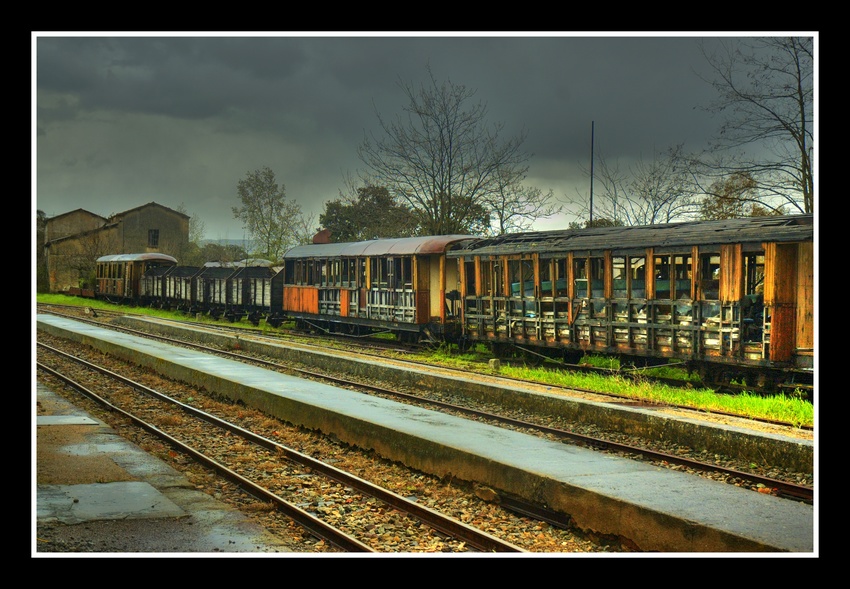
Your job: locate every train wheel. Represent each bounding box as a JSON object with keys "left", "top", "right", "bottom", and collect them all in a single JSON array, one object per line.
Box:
[
  {"left": 490, "top": 342, "right": 510, "bottom": 360},
  {"left": 697, "top": 363, "right": 727, "bottom": 389},
  {"left": 561, "top": 349, "right": 583, "bottom": 365},
  {"left": 522, "top": 349, "right": 544, "bottom": 367}
]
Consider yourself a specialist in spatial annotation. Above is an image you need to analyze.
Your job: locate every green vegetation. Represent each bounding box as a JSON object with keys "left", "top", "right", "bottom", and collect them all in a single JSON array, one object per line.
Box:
[
  {"left": 37, "top": 293, "right": 814, "bottom": 428},
  {"left": 425, "top": 345, "right": 813, "bottom": 428}
]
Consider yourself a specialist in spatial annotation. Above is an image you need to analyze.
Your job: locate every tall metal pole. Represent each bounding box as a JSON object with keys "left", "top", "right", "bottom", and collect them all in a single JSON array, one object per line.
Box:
[{"left": 589, "top": 121, "right": 594, "bottom": 227}]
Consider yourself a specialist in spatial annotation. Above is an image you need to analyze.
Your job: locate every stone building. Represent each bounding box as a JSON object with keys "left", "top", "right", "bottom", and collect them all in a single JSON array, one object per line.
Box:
[{"left": 43, "top": 202, "right": 190, "bottom": 293}]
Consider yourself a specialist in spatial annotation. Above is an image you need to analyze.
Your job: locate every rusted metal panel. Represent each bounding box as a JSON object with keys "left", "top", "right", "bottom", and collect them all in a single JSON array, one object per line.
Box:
[
  {"left": 283, "top": 285, "right": 318, "bottom": 314},
  {"left": 340, "top": 289, "right": 350, "bottom": 318}
]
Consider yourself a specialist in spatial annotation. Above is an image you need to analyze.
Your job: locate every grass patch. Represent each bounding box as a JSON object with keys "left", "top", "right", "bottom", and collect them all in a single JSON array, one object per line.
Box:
[{"left": 498, "top": 365, "right": 813, "bottom": 428}]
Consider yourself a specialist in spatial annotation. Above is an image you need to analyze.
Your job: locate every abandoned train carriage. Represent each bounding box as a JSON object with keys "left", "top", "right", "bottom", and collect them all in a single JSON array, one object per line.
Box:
[
  {"left": 162, "top": 265, "right": 202, "bottom": 311},
  {"left": 275, "top": 235, "right": 478, "bottom": 342},
  {"left": 446, "top": 214, "right": 814, "bottom": 389},
  {"left": 229, "top": 261, "right": 278, "bottom": 325},
  {"left": 96, "top": 253, "right": 178, "bottom": 303}
]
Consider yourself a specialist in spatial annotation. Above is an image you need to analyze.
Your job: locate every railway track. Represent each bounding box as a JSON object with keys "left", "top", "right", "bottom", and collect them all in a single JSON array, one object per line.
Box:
[
  {"left": 36, "top": 305, "right": 814, "bottom": 505},
  {"left": 36, "top": 346, "right": 529, "bottom": 553}
]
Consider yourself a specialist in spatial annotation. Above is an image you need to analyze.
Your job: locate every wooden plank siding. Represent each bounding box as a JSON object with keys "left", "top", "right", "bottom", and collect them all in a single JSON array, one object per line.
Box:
[
  {"left": 796, "top": 241, "right": 814, "bottom": 353},
  {"left": 283, "top": 285, "right": 319, "bottom": 315}
]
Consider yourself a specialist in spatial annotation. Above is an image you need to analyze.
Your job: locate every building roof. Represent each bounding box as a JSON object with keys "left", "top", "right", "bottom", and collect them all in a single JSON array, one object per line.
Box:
[
  {"left": 44, "top": 208, "right": 107, "bottom": 223},
  {"left": 110, "top": 201, "right": 190, "bottom": 220}
]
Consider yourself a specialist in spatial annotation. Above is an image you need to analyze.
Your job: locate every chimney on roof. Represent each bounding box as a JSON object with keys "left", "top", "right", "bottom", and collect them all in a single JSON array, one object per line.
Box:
[{"left": 312, "top": 228, "right": 332, "bottom": 244}]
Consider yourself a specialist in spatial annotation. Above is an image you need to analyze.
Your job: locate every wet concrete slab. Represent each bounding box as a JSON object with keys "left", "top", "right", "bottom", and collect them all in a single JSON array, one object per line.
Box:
[
  {"left": 34, "top": 382, "right": 295, "bottom": 554},
  {"left": 37, "top": 481, "right": 186, "bottom": 524}
]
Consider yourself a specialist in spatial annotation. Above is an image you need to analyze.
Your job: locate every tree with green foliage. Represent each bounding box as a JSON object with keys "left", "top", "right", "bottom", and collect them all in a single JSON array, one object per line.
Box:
[
  {"left": 698, "top": 173, "right": 788, "bottom": 220},
  {"left": 232, "top": 167, "right": 304, "bottom": 262},
  {"left": 569, "top": 217, "right": 624, "bottom": 229},
  {"left": 357, "top": 66, "right": 533, "bottom": 236},
  {"left": 320, "top": 184, "right": 419, "bottom": 242},
  {"left": 198, "top": 242, "right": 249, "bottom": 265}
]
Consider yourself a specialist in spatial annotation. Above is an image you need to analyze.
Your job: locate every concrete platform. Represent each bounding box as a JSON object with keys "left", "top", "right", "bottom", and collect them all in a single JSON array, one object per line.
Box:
[
  {"left": 35, "top": 314, "right": 817, "bottom": 554},
  {"left": 34, "top": 383, "right": 297, "bottom": 555}
]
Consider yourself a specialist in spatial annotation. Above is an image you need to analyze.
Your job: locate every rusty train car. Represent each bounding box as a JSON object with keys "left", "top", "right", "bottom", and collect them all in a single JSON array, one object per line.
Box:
[
  {"left": 95, "top": 253, "right": 178, "bottom": 304},
  {"left": 271, "top": 235, "right": 477, "bottom": 342},
  {"left": 446, "top": 214, "right": 814, "bottom": 390}
]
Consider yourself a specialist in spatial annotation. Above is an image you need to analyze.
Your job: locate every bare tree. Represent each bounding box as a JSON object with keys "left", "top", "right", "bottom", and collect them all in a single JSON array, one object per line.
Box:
[
  {"left": 486, "top": 168, "right": 561, "bottom": 235},
  {"left": 173, "top": 203, "right": 207, "bottom": 266},
  {"left": 357, "top": 66, "right": 532, "bottom": 235},
  {"left": 289, "top": 211, "right": 320, "bottom": 248},
  {"left": 175, "top": 202, "right": 206, "bottom": 245},
  {"left": 232, "top": 167, "right": 304, "bottom": 261},
  {"left": 694, "top": 36, "right": 814, "bottom": 214},
  {"left": 568, "top": 145, "right": 697, "bottom": 226},
  {"left": 71, "top": 230, "right": 122, "bottom": 289}
]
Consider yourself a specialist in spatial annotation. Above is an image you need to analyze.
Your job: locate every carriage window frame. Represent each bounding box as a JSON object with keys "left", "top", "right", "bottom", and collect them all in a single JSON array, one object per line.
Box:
[{"left": 699, "top": 253, "right": 721, "bottom": 300}]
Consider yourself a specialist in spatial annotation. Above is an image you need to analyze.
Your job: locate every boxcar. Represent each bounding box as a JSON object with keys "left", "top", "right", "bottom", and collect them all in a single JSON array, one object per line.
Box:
[
  {"left": 228, "top": 259, "right": 278, "bottom": 325},
  {"left": 193, "top": 263, "right": 238, "bottom": 319},
  {"left": 163, "top": 265, "right": 202, "bottom": 312}
]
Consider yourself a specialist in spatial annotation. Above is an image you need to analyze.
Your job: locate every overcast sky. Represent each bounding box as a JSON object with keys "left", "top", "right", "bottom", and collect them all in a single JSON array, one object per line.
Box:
[{"left": 33, "top": 32, "right": 815, "bottom": 241}]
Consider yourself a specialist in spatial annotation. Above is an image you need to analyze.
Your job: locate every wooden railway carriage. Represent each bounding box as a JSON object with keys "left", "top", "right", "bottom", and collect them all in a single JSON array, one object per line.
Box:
[
  {"left": 96, "top": 253, "right": 178, "bottom": 303},
  {"left": 277, "top": 235, "right": 478, "bottom": 342},
  {"left": 447, "top": 215, "right": 814, "bottom": 389}
]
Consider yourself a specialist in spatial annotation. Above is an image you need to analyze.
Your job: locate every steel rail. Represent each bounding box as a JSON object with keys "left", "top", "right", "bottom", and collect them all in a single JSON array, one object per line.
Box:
[
  {"left": 37, "top": 347, "right": 526, "bottom": 553},
  {"left": 36, "top": 361, "right": 374, "bottom": 553}
]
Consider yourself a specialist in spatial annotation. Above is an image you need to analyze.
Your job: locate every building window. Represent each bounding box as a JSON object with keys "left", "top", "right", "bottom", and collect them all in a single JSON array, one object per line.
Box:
[{"left": 148, "top": 229, "right": 159, "bottom": 247}]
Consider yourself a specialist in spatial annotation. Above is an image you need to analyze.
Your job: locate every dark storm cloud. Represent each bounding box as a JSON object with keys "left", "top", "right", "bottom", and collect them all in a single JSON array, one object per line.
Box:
[{"left": 34, "top": 33, "right": 779, "bottom": 237}]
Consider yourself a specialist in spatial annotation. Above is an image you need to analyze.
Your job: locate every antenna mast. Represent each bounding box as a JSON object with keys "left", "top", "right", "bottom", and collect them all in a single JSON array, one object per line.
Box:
[{"left": 589, "top": 121, "right": 594, "bottom": 227}]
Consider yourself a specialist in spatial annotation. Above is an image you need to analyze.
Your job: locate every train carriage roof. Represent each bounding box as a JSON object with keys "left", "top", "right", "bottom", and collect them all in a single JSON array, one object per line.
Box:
[
  {"left": 235, "top": 258, "right": 274, "bottom": 267},
  {"left": 195, "top": 266, "right": 237, "bottom": 279},
  {"left": 230, "top": 265, "right": 278, "bottom": 278},
  {"left": 167, "top": 266, "right": 201, "bottom": 277},
  {"left": 142, "top": 266, "right": 173, "bottom": 277},
  {"left": 446, "top": 215, "right": 814, "bottom": 257},
  {"left": 283, "top": 235, "right": 479, "bottom": 259},
  {"left": 96, "top": 253, "right": 178, "bottom": 264}
]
